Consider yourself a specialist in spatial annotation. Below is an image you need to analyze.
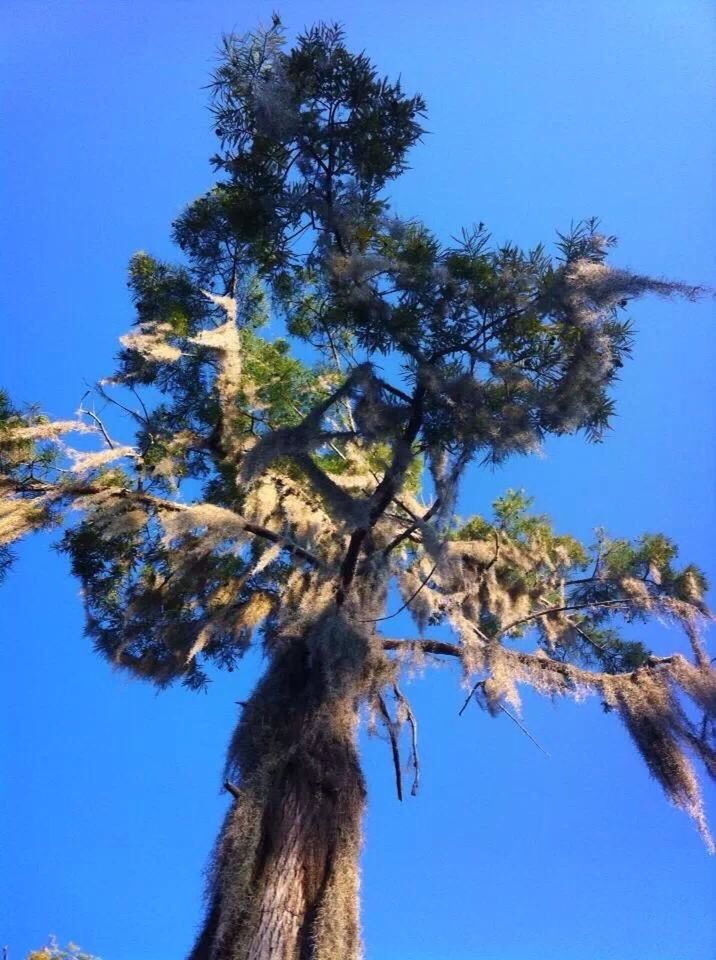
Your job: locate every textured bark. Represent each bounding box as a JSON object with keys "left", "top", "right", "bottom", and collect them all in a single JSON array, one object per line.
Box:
[{"left": 189, "top": 632, "right": 367, "bottom": 960}]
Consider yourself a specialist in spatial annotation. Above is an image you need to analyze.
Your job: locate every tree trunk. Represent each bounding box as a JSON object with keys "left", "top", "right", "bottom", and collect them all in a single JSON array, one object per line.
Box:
[{"left": 189, "top": 631, "right": 368, "bottom": 960}]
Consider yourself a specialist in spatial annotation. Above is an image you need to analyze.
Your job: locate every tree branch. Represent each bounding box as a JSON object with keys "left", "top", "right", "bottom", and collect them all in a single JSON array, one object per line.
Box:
[
  {"left": 458, "top": 679, "right": 549, "bottom": 755},
  {"left": 223, "top": 780, "right": 241, "bottom": 800},
  {"left": 380, "top": 498, "right": 441, "bottom": 559},
  {"left": 336, "top": 383, "right": 426, "bottom": 604},
  {"left": 16, "top": 481, "right": 324, "bottom": 569},
  {"left": 383, "top": 638, "right": 462, "bottom": 658},
  {"left": 382, "top": 637, "right": 676, "bottom": 686},
  {"left": 78, "top": 391, "right": 116, "bottom": 449},
  {"left": 497, "top": 598, "right": 634, "bottom": 638},
  {"left": 393, "top": 682, "right": 420, "bottom": 796},
  {"left": 377, "top": 693, "right": 403, "bottom": 801}
]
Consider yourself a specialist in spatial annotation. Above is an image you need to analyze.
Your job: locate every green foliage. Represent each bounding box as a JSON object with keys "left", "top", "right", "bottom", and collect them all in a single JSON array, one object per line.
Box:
[
  {"left": 127, "top": 252, "right": 200, "bottom": 335},
  {"left": 241, "top": 329, "right": 326, "bottom": 426},
  {"left": 492, "top": 488, "right": 534, "bottom": 533},
  {"left": 447, "top": 491, "right": 709, "bottom": 673},
  {"left": 449, "top": 514, "right": 493, "bottom": 542},
  {"left": 454, "top": 489, "right": 589, "bottom": 568}
]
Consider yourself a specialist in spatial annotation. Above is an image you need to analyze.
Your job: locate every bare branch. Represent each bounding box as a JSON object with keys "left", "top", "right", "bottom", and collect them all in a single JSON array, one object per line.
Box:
[
  {"left": 496, "top": 702, "right": 550, "bottom": 756},
  {"left": 78, "top": 392, "right": 116, "bottom": 450},
  {"left": 458, "top": 679, "right": 555, "bottom": 757},
  {"left": 94, "top": 381, "right": 149, "bottom": 427},
  {"left": 377, "top": 693, "right": 403, "bottom": 801},
  {"left": 374, "top": 378, "right": 413, "bottom": 405},
  {"left": 458, "top": 679, "right": 483, "bottom": 716},
  {"left": 393, "top": 682, "right": 420, "bottom": 796}
]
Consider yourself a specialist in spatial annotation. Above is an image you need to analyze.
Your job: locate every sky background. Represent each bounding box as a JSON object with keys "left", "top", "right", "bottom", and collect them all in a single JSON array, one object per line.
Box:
[{"left": 1, "top": 2, "right": 714, "bottom": 958}]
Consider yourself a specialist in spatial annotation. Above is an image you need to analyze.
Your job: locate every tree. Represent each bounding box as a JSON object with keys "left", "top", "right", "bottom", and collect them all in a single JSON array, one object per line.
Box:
[
  {"left": 2, "top": 19, "right": 713, "bottom": 960},
  {"left": 26, "top": 938, "right": 99, "bottom": 960}
]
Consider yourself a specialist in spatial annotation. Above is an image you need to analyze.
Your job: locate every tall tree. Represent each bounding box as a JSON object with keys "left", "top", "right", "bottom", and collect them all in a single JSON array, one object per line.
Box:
[{"left": 2, "top": 20, "right": 713, "bottom": 960}]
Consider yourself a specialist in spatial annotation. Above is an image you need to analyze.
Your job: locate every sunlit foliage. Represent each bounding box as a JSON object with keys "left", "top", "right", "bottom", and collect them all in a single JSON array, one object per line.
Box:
[{"left": 27, "top": 938, "right": 99, "bottom": 960}]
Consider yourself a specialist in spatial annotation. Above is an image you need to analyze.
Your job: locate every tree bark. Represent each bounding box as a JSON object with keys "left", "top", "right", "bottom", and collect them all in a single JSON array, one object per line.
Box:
[{"left": 189, "top": 633, "right": 367, "bottom": 960}]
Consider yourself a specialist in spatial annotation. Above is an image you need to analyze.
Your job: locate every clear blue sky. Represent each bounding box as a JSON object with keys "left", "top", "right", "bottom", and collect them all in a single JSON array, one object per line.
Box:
[{"left": 1, "top": 2, "right": 714, "bottom": 958}]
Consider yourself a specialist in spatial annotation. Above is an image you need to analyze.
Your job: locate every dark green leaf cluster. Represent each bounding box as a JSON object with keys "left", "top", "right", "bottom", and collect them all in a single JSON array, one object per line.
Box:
[
  {"left": 175, "top": 19, "right": 425, "bottom": 279},
  {"left": 59, "top": 514, "right": 283, "bottom": 690}
]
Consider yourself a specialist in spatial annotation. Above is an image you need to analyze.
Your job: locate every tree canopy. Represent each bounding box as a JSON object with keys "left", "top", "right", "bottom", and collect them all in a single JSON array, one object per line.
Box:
[{"left": 2, "top": 18, "right": 713, "bottom": 960}]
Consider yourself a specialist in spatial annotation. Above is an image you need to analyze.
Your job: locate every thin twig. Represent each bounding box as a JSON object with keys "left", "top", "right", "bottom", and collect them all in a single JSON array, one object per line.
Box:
[
  {"left": 458, "top": 679, "right": 484, "bottom": 716},
  {"left": 358, "top": 562, "right": 438, "bottom": 624},
  {"left": 497, "top": 703, "right": 550, "bottom": 757},
  {"left": 129, "top": 384, "right": 151, "bottom": 423},
  {"left": 377, "top": 693, "right": 403, "bottom": 801},
  {"left": 572, "top": 622, "right": 609, "bottom": 656},
  {"left": 94, "top": 381, "right": 148, "bottom": 426},
  {"left": 393, "top": 682, "right": 420, "bottom": 796},
  {"left": 458, "top": 679, "right": 549, "bottom": 756},
  {"left": 497, "top": 598, "right": 632, "bottom": 638},
  {"left": 78, "top": 391, "right": 115, "bottom": 449}
]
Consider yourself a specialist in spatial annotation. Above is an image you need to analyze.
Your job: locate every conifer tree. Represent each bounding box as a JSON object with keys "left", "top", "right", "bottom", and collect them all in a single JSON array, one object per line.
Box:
[{"left": 2, "top": 20, "right": 713, "bottom": 960}]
